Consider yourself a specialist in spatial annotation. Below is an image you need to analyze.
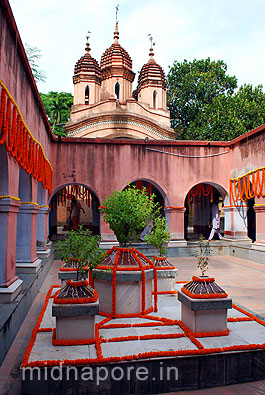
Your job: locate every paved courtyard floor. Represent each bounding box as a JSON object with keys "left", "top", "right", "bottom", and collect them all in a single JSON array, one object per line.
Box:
[{"left": 1, "top": 254, "right": 265, "bottom": 394}]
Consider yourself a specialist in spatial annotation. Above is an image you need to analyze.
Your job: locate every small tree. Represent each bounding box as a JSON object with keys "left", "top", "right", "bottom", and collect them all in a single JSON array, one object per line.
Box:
[
  {"left": 55, "top": 227, "right": 105, "bottom": 280},
  {"left": 101, "top": 186, "right": 159, "bottom": 246},
  {"left": 193, "top": 235, "right": 212, "bottom": 276},
  {"left": 145, "top": 216, "right": 171, "bottom": 256}
]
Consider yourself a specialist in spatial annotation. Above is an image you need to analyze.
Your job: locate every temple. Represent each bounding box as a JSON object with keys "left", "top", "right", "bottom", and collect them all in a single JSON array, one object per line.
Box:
[
  {"left": 1, "top": 0, "right": 265, "bottom": 392},
  {"left": 65, "top": 24, "right": 176, "bottom": 140}
]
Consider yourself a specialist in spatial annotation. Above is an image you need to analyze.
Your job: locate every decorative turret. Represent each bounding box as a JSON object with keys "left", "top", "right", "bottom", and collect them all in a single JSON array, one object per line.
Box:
[
  {"left": 73, "top": 34, "right": 102, "bottom": 105},
  {"left": 137, "top": 37, "right": 167, "bottom": 110},
  {"left": 100, "top": 22, "right": 135, "bottom": 101}
]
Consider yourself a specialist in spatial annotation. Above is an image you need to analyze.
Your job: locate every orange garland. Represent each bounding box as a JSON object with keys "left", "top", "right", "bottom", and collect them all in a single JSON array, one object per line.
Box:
[
  {"left": 22, "top": 285, "right": 265, "bottom": 369},
  {"left": 192, "top": 275, "right": 215, "bottom": 283},
  {"left": 53, "top": 288, "right": 98, "bottom": 304},
  {"left": 181, "top": 287, "right": 228, "bottom": 299},
  {"left": 230, "top": 167, "right": 265, "bottom": 204},
  {"left": 0, "top": 82, "right": 52, "bottom": 195}
]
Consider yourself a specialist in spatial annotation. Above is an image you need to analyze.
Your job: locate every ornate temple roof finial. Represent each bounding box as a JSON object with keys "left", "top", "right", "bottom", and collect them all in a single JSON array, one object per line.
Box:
[
  {"left": 114, "top": 4, "right": 120, "bottom": 42},
  {"left": 116, "top": 4, "right": 119, "bottom": 23},
  {"left": 85, "top": 31, "right": 91, "bottom": 53},
  {"left": 147, "top": 34, "right": 156, "bottom": 59}
]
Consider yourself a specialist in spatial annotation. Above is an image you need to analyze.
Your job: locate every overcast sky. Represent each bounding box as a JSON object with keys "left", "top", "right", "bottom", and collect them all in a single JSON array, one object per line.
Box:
[{"left": 9, "top": 0, "right": 265, "bottom": 95}]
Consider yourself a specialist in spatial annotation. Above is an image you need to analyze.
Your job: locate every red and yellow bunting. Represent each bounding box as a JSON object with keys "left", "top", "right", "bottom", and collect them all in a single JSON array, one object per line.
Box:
[
  {"left": 229, "top": 167, "right": 265, "bottom": 204},
  {"left": 57, "top": 185, "right": 91, "bottom": 206},
  {"left": 0, "top": 81, "right": 52, "bottom": 194},
  {"left": 187, "top": 183, "right": 213, "bottom": 209}
]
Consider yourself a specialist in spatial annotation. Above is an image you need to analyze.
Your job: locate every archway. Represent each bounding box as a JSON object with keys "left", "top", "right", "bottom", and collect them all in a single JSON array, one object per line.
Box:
[
  {"left": 48, "top": 183, "right": 100, "bottom": 240},
  {"left": 184, "top": 182, "right": 227, "bottom": 240},
  {"left": 126, "top": 179, "right": 166, "bottom": 217}
]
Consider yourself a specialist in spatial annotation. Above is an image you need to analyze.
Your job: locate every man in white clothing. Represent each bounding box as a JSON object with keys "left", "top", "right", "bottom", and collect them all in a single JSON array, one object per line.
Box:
[{"left": 208, "top": 202, "right": 223, "bottom": 240}]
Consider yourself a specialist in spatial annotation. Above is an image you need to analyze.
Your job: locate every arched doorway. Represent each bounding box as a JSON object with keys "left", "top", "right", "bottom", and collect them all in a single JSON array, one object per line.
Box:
[
  {"left": 126, "top": 179, "right": 166, "bottom": 217},
  {"left": 184, "top": 183, "right": 226, "bottom": 240},
  {"left": 48, "top": 184, "right": 100, "bottom": 240}
]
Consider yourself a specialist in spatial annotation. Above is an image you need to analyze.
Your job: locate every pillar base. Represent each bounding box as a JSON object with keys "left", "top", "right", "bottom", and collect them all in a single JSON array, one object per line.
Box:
[
  {"left": 37, "top": 248, "right": 51, "bottom": 266},
  {"left": 99, "top": 240, "right": 119, "bottom": 249},
  {"left": 16, "top": 258, "right": 41, "bottom": 274},
  {"left": 0, "top": 279, "right": 23, "bottom": 303},
  {"left": 168, "top": 239, "right": 187, "bottom": 247},
  {"left": 222, "top": 236, "right": 252, "bottom": 245}
]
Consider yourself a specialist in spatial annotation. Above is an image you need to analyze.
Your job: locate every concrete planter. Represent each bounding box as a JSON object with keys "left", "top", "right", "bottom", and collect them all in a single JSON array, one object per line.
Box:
[
  {"left": 178, "top": 276, "right": 232, "bottom": 334},
  {"left": 153, "top": 256, "right": 178, "bottom": 292},
  {"left": 52, "top": 280, "right": 99, "bottom": 341},
  {"left": 93, "top": 247, "right": 155, "bottom": 317}
]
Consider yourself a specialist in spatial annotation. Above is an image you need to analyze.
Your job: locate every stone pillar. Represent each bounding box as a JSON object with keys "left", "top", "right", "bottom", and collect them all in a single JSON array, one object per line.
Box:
[
  {"left": 165, "top": 206, "right": 187, "bottom": 247},
  {"left": 0, "top": 198, "right": 23, "bottom": 303},
  {"left": 223, "top": 203, "right": 250, "bottom": 243},
  {"left": 16, "top": 203, "right": 41, "bottom": 273},
  {"left": 254, "top": 197, "right": 265, "bottom": 245},
  {"left": 37, "top": 206, "right": 49, "bottom": 250}
]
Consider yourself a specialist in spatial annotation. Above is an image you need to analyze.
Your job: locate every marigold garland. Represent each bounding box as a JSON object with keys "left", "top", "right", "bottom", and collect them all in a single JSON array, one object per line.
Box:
[
  {"left": 22, "top": 286, "right": 265, "bottom": 370},
  {"left": 230, "top": 167, "right": 265, "bottom": 204},
  {"left": 53, "top": 288, "right": 98, "bottom": 304},
  {"left": 227, "top": 317, "right": 253, "bottom": 322},
  {"left": 192, "top": 275, "right": 215, "bottom": 283},
  {"left": 181, "top": 287, "right": 228, "bottom": 299},
  {"left": 0, "top": 81, "right": 52, "bottom": 194},
  {"left": 52, "top": 329, "right": 96, "bottom": 346}
]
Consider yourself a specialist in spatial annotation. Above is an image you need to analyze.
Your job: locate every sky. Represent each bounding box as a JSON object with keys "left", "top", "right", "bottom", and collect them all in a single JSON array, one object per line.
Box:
[{"left": 8, "top": 0, "right": 265, "bottom": 95}]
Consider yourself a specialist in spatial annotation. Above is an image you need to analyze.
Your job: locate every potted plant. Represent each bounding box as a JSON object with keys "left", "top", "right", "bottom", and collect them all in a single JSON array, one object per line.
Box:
[
  {"left": 101, "top": 185, "right": 159, "bottom": 246},
  {"left": 145, "top": 216, "right": 177, "bottom": 293},
  {"left": 94, "top": 186, "right": 160, "bottom": 316},
  {"left": 193, "top": 234, "right": 212, "bottom": 277},
  {"left": 55, "top": 226, "right": 104, "bottom": 286},
  {"left": 178, "top": 235, "right": 232, "bottom": 335},
  {"left": 52, "top": 227, "right": 106, "bottom": 342},
  {"left": 145, "top": 216, "right": 170, "bottom": 257}
]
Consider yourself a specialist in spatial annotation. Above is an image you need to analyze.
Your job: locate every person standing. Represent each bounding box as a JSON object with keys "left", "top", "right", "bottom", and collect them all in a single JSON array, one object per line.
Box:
[
  {"left": 70, "top": 196, "right": 85, "bottom": 230},
  {"left": 208, "top": 201, "right": 223, "bottom": 240}
]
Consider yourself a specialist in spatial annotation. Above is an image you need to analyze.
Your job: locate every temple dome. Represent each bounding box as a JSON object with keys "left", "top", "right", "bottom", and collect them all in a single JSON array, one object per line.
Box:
[
  {"left": 137, "top": 48, "right": 166, "bottom": 90},
  {"left": 100, "top": 24, "right": 134, "bottom": 82},
  {"left": 73, "top": 42, "right": 102, "bottom": 85}
]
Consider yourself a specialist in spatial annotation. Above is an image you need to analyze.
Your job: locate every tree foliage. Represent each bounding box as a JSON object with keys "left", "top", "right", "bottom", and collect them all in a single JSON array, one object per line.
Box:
[
  {"left": 101, "top": 186, "right": 159, "bottom": 247},
  {"left": 40, "top": 91, "right": 73, "bottom": 135},
  {"left": 25, "top": 43, "right": 46, "bottom": 83},
  {"left": 144, "top": 216, "right": 171, "bottom": 256},
  {"left": 55, "top": 227, "right": 104, "bottom": 279},
  {"left": 167, "top": 58, "right": 265, "bottom": 140}
]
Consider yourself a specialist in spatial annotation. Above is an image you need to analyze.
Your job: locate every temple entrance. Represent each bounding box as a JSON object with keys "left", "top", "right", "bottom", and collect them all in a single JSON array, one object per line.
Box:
[
  {"left": 184, "top": 183, "right": 225, "bottom": 240},
  {"left": 48, "top": 184, "right": 100, "bottom": 240}
]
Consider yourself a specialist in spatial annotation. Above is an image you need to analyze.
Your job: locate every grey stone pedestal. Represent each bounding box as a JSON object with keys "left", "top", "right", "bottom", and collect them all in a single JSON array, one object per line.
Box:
[
  {"left": 178, "top": 290, "right": 232, "bottom": 333},
  {"left": 52, "top": 300, "right": 99, "bottom": 340}
]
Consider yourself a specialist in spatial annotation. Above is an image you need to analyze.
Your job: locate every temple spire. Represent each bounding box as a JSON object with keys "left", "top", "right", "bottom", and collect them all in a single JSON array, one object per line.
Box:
[
  {"left": 148, "top": 34, "right": 155, "bottom": 60},
  {"left": 114, "top": 5, "right": 120, "bottom": 42},
  {"left": 85, "top": 31, "right": 91, "bottom": 53}
]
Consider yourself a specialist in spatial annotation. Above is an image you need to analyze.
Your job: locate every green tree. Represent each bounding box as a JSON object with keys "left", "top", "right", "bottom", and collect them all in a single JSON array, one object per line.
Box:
[
  {"left": 186, "top": 84, "right": 265, "bottom": 140},
  {"left": 101, "top": 186, "right": 159, "bottom": 247},
  {"left": 40, "top": 91, "right": 73, "bottom": 136},
  {"left": 167, "top": 58, "right": 237, "bottom": 138},
  {"left": 25, "top": 43, "right": 46, "bottom": 83},
  {"left": 145, "top": 216, "right": 171, "bottom": 256}
]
